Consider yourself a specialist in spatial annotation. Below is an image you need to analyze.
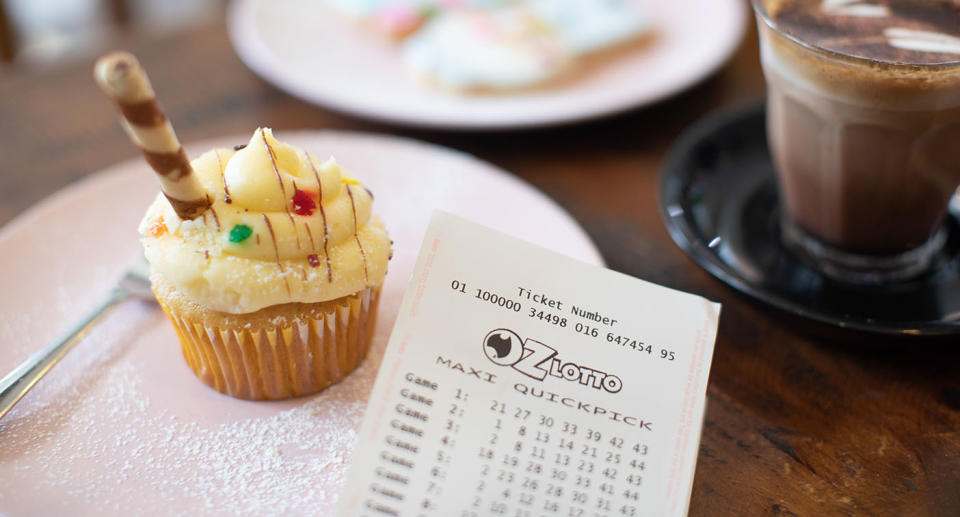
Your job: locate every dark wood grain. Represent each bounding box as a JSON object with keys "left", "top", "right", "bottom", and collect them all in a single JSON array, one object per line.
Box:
[
  {"left": 1, "top": 8, "right": 958, "bottom": 516},
  {"left": 0, "top": 0, "right": 15, "bottom": 62}
]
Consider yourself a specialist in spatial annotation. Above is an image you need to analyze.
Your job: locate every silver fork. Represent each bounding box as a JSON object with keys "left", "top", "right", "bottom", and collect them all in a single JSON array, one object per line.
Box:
[{"left": 0, "top": 257, "right": 155, "bottom": 421}]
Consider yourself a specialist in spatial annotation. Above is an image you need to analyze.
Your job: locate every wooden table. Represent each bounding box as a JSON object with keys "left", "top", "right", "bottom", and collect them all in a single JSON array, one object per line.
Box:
[{"left": 2, "top": 13, "right": 958, "bottom": 517}]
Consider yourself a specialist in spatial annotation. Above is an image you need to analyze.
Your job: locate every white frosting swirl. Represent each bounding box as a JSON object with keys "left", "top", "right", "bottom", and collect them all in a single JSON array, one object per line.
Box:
[{"left": 139, "top": 128, "right": 391, "bottom": 314}]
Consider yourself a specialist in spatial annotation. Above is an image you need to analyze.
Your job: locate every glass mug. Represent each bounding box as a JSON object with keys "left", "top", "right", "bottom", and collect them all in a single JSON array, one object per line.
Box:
[{"left": 752, "top": 0, "right": 960, "bottom": 283}]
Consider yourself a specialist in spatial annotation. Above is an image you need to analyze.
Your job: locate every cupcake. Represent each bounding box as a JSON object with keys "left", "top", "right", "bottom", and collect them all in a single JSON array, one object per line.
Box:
[
  {"left": 131, "top": 129, "right": 390, "bottom": 400},
  {"left": 140, "top": 128, "right": 390, "bottom": 399},
  {"left": 95, "top": 52, "right": 389, "bottom": 400}
]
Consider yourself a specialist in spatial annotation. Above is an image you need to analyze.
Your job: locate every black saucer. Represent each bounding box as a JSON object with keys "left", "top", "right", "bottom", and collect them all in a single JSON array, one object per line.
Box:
[{"left": 659, "top": 103, "right": 960, "bottom": 336}]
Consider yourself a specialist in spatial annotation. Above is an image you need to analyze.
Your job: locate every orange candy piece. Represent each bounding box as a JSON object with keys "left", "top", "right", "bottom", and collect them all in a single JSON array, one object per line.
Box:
[{"left": 146, "top": 218, "right": 168, "bottom": 237}]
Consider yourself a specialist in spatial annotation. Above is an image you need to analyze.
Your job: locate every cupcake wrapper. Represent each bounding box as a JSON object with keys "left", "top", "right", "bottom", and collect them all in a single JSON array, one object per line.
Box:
[{"left": 156, "top": 287, "right": 381, "bottom": 400}]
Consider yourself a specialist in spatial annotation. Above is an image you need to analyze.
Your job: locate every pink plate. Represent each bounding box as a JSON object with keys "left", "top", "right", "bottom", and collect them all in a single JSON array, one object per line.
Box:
[
  {"left": 0, "top": 131, "right": 602, "bottom": 516},
  {"left": 227, "top": 0, "right": 748, "bottom": 130}
]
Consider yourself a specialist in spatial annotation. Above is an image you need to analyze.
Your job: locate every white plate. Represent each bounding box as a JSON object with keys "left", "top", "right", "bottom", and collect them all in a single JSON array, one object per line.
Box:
[
  {"left": 0, "top": 131, "right": 602, "bottom": 516},
  {"left": 227, "top": 0, "right": 748, "bottom": 130}
]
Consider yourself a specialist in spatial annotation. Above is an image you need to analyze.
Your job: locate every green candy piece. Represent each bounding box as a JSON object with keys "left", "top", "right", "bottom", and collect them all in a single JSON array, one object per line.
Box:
[{"left": 229, "top": 224, "right": 253, "bottom": 243}]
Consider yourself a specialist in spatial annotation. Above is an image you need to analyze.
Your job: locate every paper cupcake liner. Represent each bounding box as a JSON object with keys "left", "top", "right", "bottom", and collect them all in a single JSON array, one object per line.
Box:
[{"left": 155, "top": 286, "right": 381, "bottom": 400}]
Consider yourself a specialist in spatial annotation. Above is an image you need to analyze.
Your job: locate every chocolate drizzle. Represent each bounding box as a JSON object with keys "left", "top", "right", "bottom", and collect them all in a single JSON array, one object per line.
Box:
[
  {"left": 346, "top": 185, "right": 369, "bottom": 283},
  {"left": 215, "top": 150, "right": 232, "bottom": 204},
  {"left": 304, "top": 223, "right": 316, "bottom": 250},
  {"left": 262, "top": 213, "right": 292, "bottom": 297},
  {"left": 306, "top": 152, "right": 333, "bottom": 282},
  {"left": 263, "top": 131, "right": 302, "bottom": 251},
  {"left": 289, "top": 213, "right": 301, "bottom": 250},
  {"left": 288, "top": 180, "right": 302, "bottom": 250},
  {"left": 209, "top": 206, "right": 221, "bottom": 231},
  {"left": 262, "top": 131, "right": 287, "bottom": 198}
]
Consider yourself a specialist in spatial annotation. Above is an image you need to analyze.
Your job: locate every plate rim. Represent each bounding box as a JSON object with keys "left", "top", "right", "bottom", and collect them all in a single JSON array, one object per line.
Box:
[
  {"left": 0, "top": 129, "right": 605, "bottom": 268},
  {"left": 0, "top": 128, "right": 606, "bottom": 514}
]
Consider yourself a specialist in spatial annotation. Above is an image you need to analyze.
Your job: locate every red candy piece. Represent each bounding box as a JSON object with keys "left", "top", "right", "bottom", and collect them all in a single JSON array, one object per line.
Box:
[
  {"left": 307, "top": 254, "right": 320, "bottom": 267},
  {"left": 292, "top": 189, "right": 316, "bottom": 216}
]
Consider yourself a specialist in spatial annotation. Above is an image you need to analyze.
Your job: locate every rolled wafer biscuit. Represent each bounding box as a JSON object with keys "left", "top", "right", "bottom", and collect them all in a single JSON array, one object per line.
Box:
[{"left": 94, "top": 51, "right": 210, "bottom": 220}]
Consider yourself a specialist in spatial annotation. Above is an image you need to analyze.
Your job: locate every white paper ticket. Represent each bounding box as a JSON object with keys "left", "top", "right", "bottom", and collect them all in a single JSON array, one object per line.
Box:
[{"left": 338, "top": 212, "right": 721, "bottom": 517}]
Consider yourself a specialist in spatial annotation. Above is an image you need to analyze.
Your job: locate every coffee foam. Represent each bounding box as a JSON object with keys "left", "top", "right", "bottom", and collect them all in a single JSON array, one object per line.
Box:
[
  {"left": 763, "top": 0, "right": 960, "bottom": 64},
  {"left": 756, "top": 1, "right": 960, "bottom": 110},
  {"left": 884, "top": 28, "right": 960, "bottom": 56},
  {"left": 822, "top": 0, "right": 889, "bottom": 18}
]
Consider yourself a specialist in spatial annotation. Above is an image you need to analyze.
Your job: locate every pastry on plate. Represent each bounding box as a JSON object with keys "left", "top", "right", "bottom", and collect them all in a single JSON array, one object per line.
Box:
[
  {"left": 321, "top": 0, "right": 508, "bottom": 39},
  {"left": 95, "top": 52, "right": 390, "bottom": 400},
  {"left": 402, "top": 0, "right": 651, "bottom": 91}
]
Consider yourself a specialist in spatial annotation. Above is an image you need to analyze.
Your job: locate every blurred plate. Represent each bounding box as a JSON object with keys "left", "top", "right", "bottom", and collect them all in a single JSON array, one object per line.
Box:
[
  {"left": 227, "top": 0, "right": 747, "bottom": 129},
  {"left": 0, "top": 130, "right": 602, "bottom": 515}
]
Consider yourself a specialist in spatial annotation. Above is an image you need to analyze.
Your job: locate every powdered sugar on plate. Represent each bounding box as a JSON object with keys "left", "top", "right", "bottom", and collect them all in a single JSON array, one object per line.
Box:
[
  {"left": 0, "top": 131, "right": 602, "bottom": 515},
  {"left": 0, "top": 300, "right": 387, "bottom": 515}
]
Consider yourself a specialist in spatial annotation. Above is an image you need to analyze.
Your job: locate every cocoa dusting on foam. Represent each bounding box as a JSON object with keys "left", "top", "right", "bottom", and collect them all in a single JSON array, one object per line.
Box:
[
  {"left": 758, "top": 0, "right": 960, "bottom": 108},
  {"left": 768, "top": 0, "right": 960, "bottom": 64}
]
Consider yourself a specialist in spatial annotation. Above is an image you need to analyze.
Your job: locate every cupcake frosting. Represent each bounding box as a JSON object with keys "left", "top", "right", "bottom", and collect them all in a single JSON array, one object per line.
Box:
[{"left": 139, "top": 128, "right": 390, "bottom": 314}]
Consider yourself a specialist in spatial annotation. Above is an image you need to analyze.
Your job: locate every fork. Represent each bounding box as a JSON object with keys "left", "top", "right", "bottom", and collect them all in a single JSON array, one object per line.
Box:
[{"left": 0, "top": 257, "right": 155, "bottom": 421}]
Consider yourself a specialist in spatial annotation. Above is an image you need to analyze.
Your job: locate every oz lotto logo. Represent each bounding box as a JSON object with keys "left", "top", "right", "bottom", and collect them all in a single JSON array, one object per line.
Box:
[
  {"left": 482, "top": 329, "right": 525, "bottom": 366},
  {"left": 482, "top": 329, "right": 622, "bottom": 394}
]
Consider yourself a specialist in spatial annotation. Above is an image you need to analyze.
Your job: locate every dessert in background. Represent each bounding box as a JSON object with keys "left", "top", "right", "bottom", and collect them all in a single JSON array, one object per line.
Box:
[
  {"left": 321, "top": 0, "right": 509, "bottom": 38},
  {"left": 322, "top": 0, "right": 651, "bottom": 91},
  {"left": 95, "top": 52, "right": 390, "bottom": 400},
  {"left": 403, "top": 4, "right": 570, "bottom": 91}
]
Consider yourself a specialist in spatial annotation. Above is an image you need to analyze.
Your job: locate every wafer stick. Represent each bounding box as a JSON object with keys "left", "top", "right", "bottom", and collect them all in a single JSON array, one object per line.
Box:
[{"left": 94, "top": 51, "right": 211, "bottom": 220}]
